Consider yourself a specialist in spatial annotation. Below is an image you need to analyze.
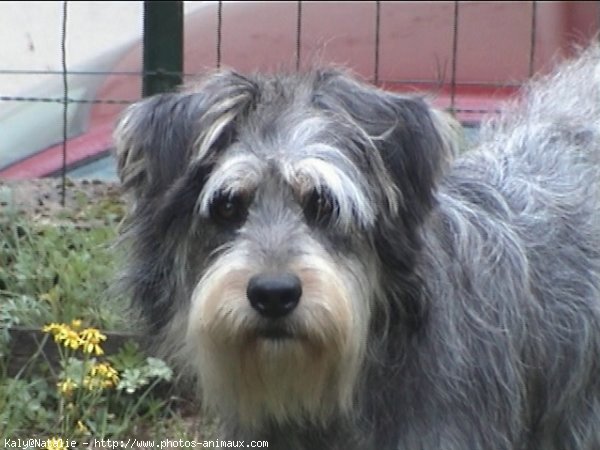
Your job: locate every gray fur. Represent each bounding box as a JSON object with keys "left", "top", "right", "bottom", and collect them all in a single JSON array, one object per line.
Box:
[{"left": 115, "top": 47, "right": 600, "bottom": 449}]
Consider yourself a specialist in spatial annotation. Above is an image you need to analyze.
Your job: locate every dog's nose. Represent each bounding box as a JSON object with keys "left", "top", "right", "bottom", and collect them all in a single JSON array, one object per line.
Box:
[{"left": 247, "top": 273, "right": 302, "bottom": 318}]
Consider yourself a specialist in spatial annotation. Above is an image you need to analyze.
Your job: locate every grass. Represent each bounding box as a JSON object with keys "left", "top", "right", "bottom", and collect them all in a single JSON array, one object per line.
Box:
[
  {"left": 0, "top": 192, "right": 126, "bottom": 332},
  {"left": 0, "top": 181, "right": 211, "bottom": 446}
]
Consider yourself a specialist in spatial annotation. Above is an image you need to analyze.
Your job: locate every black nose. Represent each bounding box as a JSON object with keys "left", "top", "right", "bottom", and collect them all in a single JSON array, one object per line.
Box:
[{"left": 247, "top": 273, "right": 302, "bottom": 318}]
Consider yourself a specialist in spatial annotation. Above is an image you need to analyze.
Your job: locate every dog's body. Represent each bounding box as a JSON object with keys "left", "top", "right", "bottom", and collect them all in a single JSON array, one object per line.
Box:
[{"left": 115, "top": 46, "right": 600, "bottom": 449}]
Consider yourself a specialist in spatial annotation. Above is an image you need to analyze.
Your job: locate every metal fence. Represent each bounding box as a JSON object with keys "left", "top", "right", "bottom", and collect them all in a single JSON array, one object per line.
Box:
[{"left": 1, "top": 1, "right": 599, "bottom": 207}]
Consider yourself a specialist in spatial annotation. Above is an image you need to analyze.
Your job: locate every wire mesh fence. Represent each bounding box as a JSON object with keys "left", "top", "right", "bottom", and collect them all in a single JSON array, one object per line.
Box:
[{"left": 1, "top": 1, "right": 599, "bottom": 207}]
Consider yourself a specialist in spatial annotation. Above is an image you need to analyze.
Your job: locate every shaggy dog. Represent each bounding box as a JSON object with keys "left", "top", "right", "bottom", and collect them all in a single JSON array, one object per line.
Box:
[{"left": 115, "top": 45, "right": 600, "bottom": 449}]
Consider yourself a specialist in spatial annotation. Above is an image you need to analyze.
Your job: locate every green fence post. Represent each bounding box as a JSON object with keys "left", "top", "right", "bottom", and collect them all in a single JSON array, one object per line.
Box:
[{"left": 142, "top": 1, "right": 184, "bottom": 97}]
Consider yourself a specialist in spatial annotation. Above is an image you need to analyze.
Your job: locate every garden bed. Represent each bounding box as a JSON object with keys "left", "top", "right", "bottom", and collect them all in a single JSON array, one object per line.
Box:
[
  {"left": 0, "top": 178, "right": 215, "bottom": 446},
  {"left": 5, "top": 327, "right": 142, "bottom": 377}
]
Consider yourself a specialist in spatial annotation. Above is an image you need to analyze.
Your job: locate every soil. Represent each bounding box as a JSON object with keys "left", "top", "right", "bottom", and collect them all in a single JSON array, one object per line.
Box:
[{"left": 0, "top": 178, "right": 124, "bottom": 224}]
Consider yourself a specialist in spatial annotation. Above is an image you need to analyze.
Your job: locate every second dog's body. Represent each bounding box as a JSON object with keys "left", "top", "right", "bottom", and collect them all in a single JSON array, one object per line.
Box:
[{"left": 116, "top": 46, "right": 600, "bottom": 449}]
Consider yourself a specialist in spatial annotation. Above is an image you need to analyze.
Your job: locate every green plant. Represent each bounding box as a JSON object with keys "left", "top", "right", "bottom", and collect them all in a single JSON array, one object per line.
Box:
[
  {"left": 0, "top": 186, "right": 195, "bottom": 443},
  {"left": 0, "top": 217, "right": 126, "bottom": 331},
  {"left": 0, "top": 376, "right": 54, "bottom": 438},
  {"left": 39, "top": 320, "right": 172, "bottom": 440}
]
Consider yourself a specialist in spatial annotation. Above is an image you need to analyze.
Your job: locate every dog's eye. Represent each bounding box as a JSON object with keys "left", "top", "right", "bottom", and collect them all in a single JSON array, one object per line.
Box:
[
  {"left": 303, "top": 189, "right": 337, "bottom": 226},
  {"left": 209, "top": 192, "right": 247, "bottom": 226}
]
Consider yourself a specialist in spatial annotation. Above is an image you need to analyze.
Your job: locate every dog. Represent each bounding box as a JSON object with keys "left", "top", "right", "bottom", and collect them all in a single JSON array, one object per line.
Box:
[{"left": 114, "top": 44, "right": 600, "bottom": 449}]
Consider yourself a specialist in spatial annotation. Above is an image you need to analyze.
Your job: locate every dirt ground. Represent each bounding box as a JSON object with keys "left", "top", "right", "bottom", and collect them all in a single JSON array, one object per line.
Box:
[{"left": 0, "top": 178, "right": 123, "bottom": 223}]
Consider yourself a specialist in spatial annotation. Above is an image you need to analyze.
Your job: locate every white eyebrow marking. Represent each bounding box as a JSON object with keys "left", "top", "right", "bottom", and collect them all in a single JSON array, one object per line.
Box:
[{"left": 196, "top": 153, "right": 265, "bottom": 217}]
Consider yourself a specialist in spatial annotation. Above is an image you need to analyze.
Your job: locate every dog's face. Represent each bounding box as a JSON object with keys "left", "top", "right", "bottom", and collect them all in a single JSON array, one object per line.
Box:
[{"left": 115, "top": 69, "right": 454, "bottom": 429}]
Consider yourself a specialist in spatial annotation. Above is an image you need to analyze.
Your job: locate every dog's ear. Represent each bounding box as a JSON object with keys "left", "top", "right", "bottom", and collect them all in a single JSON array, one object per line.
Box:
[
  {"left": 312, "top": 71, "right": 458, "bottom": 227},
  {"left": 114, "top": 72, "right": 259, "bottom": 205},
  {"left": 114, "top": 92, "right": 203, "bottom": 202},
  {"left": 312, "top": 71, "right": 459, "bottom": 329}
]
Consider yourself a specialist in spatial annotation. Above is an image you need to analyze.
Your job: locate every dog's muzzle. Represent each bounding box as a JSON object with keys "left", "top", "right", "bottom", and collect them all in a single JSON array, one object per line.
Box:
[{"left": 247, "top": 272, "right": 302, "bottom": 319}]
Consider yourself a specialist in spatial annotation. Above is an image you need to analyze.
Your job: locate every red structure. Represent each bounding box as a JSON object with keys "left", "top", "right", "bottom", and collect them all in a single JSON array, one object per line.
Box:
[{"left": 2, "top": 1, "right": 598, "bottom": 178}]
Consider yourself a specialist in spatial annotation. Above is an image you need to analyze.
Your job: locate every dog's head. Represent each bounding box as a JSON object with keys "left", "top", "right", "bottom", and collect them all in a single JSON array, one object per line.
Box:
[{"left": 115, "top": 69, "right": 456, "bottom": 429}]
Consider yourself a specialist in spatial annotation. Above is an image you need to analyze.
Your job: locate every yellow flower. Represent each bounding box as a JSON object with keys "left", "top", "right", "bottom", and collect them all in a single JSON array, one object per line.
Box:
[
  {"left": 79, "top": 328, "right": 107, "bottom": 355},
  {"left": 76, "top": 420, "right": 90, "bottom": 435},
  {"left": 86, "top": 362, "right": 119, "bottom": 390},
  {"left": 83, "top": 375, "right": 103, "bottom": 391},
  {"left": 42, "top": 323, "right": 67, "bottom": 343},
  {"left": 70, "top": 319, "right": 83, "bottom": 331},
  {"left": 42, "top": 323, "right": 62, "bottom": 334},
  {"left": 90, "top": 361, "right": 117, "bottom": 378},
  {"left": 42, "top": 323, "right": 81, "bottom": 350},
  {"left": 57, "top": 378, "right": 78, "bottom": 397},
  {"left": 56, "top": 328, "right": 81, "bottom": 350},
  {"left": 42, "top": 437, "right": 68, "bottom": 449}
]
